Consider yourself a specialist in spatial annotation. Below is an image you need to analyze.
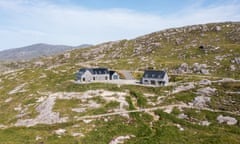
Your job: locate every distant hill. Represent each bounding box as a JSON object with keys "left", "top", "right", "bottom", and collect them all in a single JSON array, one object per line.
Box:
[{"left": 0, "top": 43, "right": 92, "bottom": 61}]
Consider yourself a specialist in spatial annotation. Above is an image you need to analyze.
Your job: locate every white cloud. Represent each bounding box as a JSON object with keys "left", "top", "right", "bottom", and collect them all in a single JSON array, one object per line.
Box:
[{"left": 0, "top": 0, "right": 239, "bottom": 50}]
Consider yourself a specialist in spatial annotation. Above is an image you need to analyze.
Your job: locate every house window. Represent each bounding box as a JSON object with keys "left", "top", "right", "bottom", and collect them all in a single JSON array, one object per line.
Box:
[
  {"left": 113, "top": 75, "right": 118, "bottom": 80},
  {"left": 93, "top": 77, "right": 95, "bottom": 80},
  {"left": 151, "top": 80, "right": 156, "bottom": 85},
  {"left": 82, "top": 78, "right": 85, "bottom": 82}
]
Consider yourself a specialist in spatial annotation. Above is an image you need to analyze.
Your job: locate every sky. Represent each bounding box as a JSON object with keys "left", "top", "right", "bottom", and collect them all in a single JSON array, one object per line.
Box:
[{"left": 0, "top": 0, "right": 239, "bottom": 51}]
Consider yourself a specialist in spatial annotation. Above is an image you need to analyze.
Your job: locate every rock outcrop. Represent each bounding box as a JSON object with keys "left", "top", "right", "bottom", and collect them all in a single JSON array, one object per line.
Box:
[{"left": 217, "top": 115, "right": 238, "bottom": 125}]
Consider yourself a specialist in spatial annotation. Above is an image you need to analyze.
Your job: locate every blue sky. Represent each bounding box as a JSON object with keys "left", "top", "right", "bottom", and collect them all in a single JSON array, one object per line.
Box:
[{"left": 0, "top": 0, "right": 239, "bottom": 50}]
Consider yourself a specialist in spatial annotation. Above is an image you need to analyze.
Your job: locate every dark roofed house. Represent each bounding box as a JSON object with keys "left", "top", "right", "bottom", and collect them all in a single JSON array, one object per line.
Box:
[
  {"left": 76, "top": 68, "right": 119, "bottom": 82},
  {"left": 141, "top": 70, "right": 168, "bottom": 86}
]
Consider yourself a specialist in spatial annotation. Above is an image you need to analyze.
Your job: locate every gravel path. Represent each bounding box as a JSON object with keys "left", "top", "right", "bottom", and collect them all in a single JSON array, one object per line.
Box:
[
  {"left": 119, "top": 70, "right": 134, "bottom": 80},
  {"left": 75, "top": 104, "right": 240, "bottom": 121}
]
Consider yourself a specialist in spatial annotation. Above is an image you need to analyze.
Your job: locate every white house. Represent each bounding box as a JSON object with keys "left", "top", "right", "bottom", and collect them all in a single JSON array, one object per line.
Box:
[
  {"left": 76, "top": 68, "right": 119, "bottom": 82},
  {"left": 141, "top": 70, "right": 169, "bottom": 86}
]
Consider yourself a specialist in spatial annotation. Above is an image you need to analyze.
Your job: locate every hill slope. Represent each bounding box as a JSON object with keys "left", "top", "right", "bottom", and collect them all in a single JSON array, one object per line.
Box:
[
  {"left": 0, "top": 22, "right": 240, "bottom": 144},
  {"left": 28, "top": 22, "right": 240, "bottom": 78}
]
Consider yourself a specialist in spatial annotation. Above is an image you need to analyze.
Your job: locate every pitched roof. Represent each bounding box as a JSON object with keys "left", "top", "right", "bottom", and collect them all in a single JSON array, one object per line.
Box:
[
  {"left": 142, "top": 70, "right": 166, "bottom": 79},
  {"left": 90, "top": 68, "right": 109, "bottom": 74},
  {"left": 79, "top": 68, "right": 109, "bottom": 75}
]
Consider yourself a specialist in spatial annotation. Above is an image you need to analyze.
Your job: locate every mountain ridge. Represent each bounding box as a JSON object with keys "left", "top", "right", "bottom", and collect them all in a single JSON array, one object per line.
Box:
[{"left": 0, "top": 43, "right": 92, "bottom": 62}]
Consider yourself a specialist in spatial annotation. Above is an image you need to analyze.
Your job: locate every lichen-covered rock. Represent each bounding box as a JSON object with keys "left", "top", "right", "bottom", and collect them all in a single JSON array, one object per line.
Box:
[
  {"left": 172, "top": 83, "right": 195, "bottom": 94},
  {"left": 196, "top": 87, "right": 216, "bottom": 96},
  {"left": 217, "top": 115, "right": 238, "bottom": 125},
  {"left": 199, "top": 79, "right": 212, "bottom": 85},
  {"left": 230, "top": 65, "right": 236, "bottom": 71},
  {"left": 192, "top": 96, "right": 211, "bottom": 108},
  {"left": 199, "top": 120, "right": 211, "bottom": 126},
  {"left": 176, "top": 63, "right": 190, "bottom": 74},
  {"left": 234, "top": 57, "right": 240, "bottom": 64},
  {"left": 177, "top": 113, "right": 188, "bottom": 119},
  {"left": 192, "top": 63, "right": 209, "bottom": 74},
  {"left": 212, "top": 25, "right": 221, "bottom": 31},
  {"left": 109, "top": 135, "right": 135, "bottom": 144},
  {"left": 55, "top": 129, "right": 66, "bottom": 135}
]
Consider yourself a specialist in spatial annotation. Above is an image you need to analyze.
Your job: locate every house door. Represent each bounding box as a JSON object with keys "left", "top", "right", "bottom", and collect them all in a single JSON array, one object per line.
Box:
[
  {"left": 150, "top": 80, "right": 156, "bottom": 85},
  {"left": 113, "top": 75, "right": 118, "bottom": 80}
]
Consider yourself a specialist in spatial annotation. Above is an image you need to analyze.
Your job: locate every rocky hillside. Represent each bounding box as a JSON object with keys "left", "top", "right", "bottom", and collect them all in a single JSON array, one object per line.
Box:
[
  {"left": 0, "top": 43, "right": 91, "bottom": 62},
  {"left": 0, "top": 22, "right": 240, "bottom": 143},
  {"left": 15, "top": 21, "right": 238, "bottom": 79}
]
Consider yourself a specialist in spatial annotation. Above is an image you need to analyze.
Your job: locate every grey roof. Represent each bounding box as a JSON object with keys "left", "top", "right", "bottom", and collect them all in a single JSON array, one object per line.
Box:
[
  {"left": 142, "top": 70, "right": 166, "bottom": 79},
  {"left": 79, "top": 68, "right": 109, "bottom": 75}
]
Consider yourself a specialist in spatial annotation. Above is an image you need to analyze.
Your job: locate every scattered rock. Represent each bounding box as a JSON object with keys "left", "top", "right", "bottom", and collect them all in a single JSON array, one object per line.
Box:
[
  {"left": 172, "top": 83, "right": 195, "bottom": 94},
  {"left": 214, "top": 78, "right": 240, "bottom": 83},
  {"left": 230, "top": 65, "right": 236, "bottom": 71},
  {"left": 192, "top": 87, "right": 216, "bottom": 108},
  {"left": 147, "top": 112, "right": 160, "bottom": 121},
  {"left": 14, "top": 105, "right": 22, "bottom": 111},
  {"left": 5, "top": 97, "right": 13, "bottom": 103},
  {"left": 35, "top": 136, "right": 42, "bottom": 141},
  {"left": 196, "top": 87, "right": 216, "bottom": 96},
  {"left": 199, "top": 120, "right": 211, "bottom": 126},
  {"left": 63, "top": 53, "right": 71, "bottom": 59},
  {"left": 72, "top": 108, "right": 86, "bottom": 113},
  {"left": 164, "top": 108, "right": 173, "bottom": 114},
  {"left": 201, "top": 24, "right": 209, "bottom": 31},
  {"left": 88, "top": 100, "right": 101, "bottom": 108},
  {"left": 0, "top": 125, "right": 7, "bottom": 129},
  {"left": 109, "top": 135, "right": 135, "bottom": 144},
  {"left": 176, "top": 63, "right": 190, "bottom": 74},
  {"left": 175, "top": 63, "right": 209, "bottom": 74},
  {"left": 234, "top": 57, "right": 240, "bottom": 65},
  {"left": 55, "top": 129, "right": 66, "bottom": 135},
  {"left": 176, "top": 124, "right": 184, "bottom": 131},
  {"left": 34, "top": 61, "right": 44, "bottom": 67},
  {"left": 215, "top": 55, "right": 224, "bottom": 61},
  {"left": 36, "top": 96, "right": 47, "bottom": 103},
  {"left": 192, "top": 63, "right": 209, "bottom": 74},
  {"left": 71, "top": 132, "right": 84, "bottom": 137},
  {"left": 199, "top": 79, "right": 211, "bottom": 85},
  {"left": 200, "top": 69, "right": 209, "bottom": 75},
  {"left": 39, "top": 73, "right": 47, "bottom": 79},
  {"left": 177, "top": 113, "right": 188, "bottom": 119},
  {"left": 175, "top": 38, "right": 182, "bottom": 45},
  {"left": 192, "top": 96, "right": 211, "bottom": 108},
  {"left": 83, "top": 119, "right": 92, "bottom": 124},
  {"left": 217, "top": 115, "right": 238, "bottom": 125},
  {"left": 8, "top": 83, "right": 27, "bottom": 95},
  {"left": 198, "top": 45, "right": 221, "bottom": 54},
  {"left": 213, "top": 25, "right": 221, "bottom": 31}
]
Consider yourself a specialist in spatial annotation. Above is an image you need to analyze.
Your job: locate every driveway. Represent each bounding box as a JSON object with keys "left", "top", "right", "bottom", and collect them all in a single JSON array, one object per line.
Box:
[{"left": 119, "top": 70, "right": 134, "bottom": 80}]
